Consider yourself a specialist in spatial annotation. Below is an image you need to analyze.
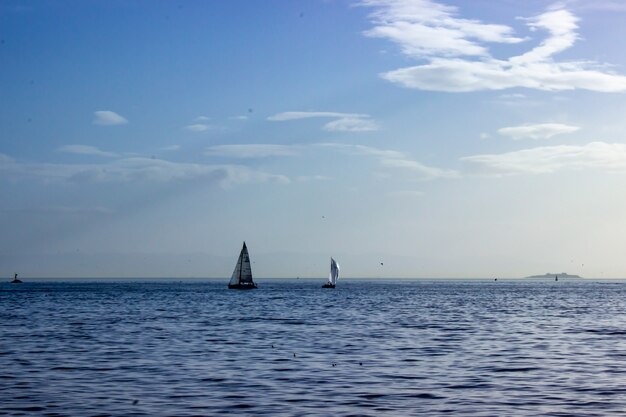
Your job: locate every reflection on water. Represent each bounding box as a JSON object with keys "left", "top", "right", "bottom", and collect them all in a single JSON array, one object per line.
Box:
[{"left": 2, "top": 280, "right": 626, "bottom": 416}]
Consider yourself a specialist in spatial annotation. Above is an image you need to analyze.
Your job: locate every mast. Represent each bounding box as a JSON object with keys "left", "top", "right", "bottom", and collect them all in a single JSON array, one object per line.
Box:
[{"left": 238, "top": 242, "right": 245, "bottom": 284}]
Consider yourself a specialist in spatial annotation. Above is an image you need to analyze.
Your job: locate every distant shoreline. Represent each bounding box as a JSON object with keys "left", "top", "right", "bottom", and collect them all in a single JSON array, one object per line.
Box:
[{"left": 525, "top": 273, "right": 583, "bottom": 279}]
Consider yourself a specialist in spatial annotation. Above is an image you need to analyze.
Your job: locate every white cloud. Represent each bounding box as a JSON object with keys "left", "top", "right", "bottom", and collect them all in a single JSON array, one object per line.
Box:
[
  {"left": 498, "top": 123, "right": 580, "bottom": 140},
  {"left": 205, "top": 144, "right": 300, "bottom": 158},
  {"left": 195, "top": 116, "right": 210, "bottom": 121},
  {"left": 229, "top": 115, "right": 249, "bottom": 121},
  {"left": 268, "top": 111, "right": 369, "bottom": 121},
  {"left": 58, "top": 145, "right": 118, "bottom": 158},
  {"left": 317, "top": 143, "right": 406, "bottom": 159},
  {"left": 219, "top": 165, "right": 290, "bottom": 186},
  {"left": 362, "top": 1, "right": 626, "bottom": 92},
  {"left": 381, "top": 57, "right": 626, "bottom": 93},
  {"left": 379, "top": 157, "right": 459, "bottom": 179},
  {"left": 317, "top": 142, "right": 456, "bottom": 180},
  {"left": 268, "top": 111, "right": 379, "bottom": 132},
  {"left": 490, "top": 92, "right": 542, "bottom": 108},
  {"left": 202, "top": 141, "right": 453, "bottom": 181},
  {"left": 109, "top": 158, "right": 289, "bottom": 185},
  {"left": 511, "top": 9, "right": 579, "bottom": 65},
  {"left": 361, "top": 0, "right": 523, "bottom": 58},
  {"left": 0, "top": 156, "right": 289, "bottom": 187},
  {"left": 323, "top": 117, "right": 379, "bottom": 132},
  {"left": 207, "top": 141, "right": 415, "bottom": 164},
  {"left": 185, "top": 124, "right": 212, "bottom": 132},
  {"left": 2, "top": 141, "right": 456, "bottom": 187},
  {"left": 462, "top": 142, "right": 626, "bottom": 175},
  {"left": 499, "top": 93, "right": 527, "bottom": 99},
  {"left": 93, "top": 110, "right": 128, "bottom": 126}
]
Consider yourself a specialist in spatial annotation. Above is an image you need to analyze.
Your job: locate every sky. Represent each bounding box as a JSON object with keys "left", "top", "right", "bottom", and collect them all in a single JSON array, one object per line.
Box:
[{"left": 3, "top": 0, "right": 626, "bottom": 279}]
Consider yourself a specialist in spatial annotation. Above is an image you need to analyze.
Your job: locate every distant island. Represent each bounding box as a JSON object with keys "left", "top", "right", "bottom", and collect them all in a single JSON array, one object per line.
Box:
[{"left": 525, "top": 272, "right": 583, "bottom": 279}]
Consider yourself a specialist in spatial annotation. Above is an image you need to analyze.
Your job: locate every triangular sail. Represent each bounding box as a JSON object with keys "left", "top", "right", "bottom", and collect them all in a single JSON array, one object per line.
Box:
[
  {"left": 329, "top": 257, "right": 340, "bottom": 285},
  {"left": 229, "top": 242, "right": 253, "bottom": 285}
]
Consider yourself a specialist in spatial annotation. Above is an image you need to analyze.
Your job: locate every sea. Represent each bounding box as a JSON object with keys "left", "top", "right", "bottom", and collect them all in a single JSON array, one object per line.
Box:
[{"left": 2, "top": 279, "right": 626, "bottom": 416}]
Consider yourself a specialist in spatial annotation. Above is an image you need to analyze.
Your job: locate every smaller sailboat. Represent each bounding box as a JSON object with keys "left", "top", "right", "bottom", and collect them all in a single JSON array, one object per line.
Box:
[
  {"left": 322, "top": 257, "right": 339, "bottom": 288},
  {"left": 10, "top": 273, "right": 22, "bottom": 284},
  {"left": 228, "top": 242, "right": 257, "bottom": 290}
]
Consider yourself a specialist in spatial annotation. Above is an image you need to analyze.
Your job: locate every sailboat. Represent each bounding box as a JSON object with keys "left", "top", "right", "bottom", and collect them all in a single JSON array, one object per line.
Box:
[
  {"left": 322, "top": 257, "right": 339, "bottom": 288},
  {"left": 228, "top": 242, "right": 257, "bottom": 290},
  {"left": 10, "top": 273, "right": 22, "bottom": 284}
]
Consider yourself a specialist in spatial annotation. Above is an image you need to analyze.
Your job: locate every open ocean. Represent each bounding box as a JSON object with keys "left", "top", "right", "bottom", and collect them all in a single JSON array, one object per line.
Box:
[{"left": 2, "top": 279, "right": 626, "bottom": 416}]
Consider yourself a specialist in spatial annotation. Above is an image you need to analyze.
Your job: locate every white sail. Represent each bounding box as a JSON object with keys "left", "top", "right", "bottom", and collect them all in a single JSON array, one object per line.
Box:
[
  {"left": 229, "top": 242, "right": 254, "bottom": 285},
  {"left": 329, "top": 257, "right": 340, "bottom": 285}
]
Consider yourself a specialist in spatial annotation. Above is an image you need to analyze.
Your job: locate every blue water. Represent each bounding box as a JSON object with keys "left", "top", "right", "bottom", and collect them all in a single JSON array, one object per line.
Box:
[{"left": 2, "top": 279, "right": 626, "bottom": 416}]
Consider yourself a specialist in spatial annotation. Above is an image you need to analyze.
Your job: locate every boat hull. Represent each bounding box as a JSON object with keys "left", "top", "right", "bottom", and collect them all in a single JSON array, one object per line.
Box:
[
  {"left": 322, "top": 283, "right": 335, "bottom": 288},
  {"left": 228, "top": 283, "right": 257, "bottom": 290}
]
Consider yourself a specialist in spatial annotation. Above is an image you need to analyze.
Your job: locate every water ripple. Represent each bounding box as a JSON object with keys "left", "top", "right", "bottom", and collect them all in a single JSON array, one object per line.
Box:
[{"left": 2, "top": 279, "right": 626, "bottom": 415}]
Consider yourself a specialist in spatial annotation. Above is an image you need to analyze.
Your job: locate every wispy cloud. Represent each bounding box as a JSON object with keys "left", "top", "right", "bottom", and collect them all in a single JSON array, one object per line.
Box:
[
  {"left": 318, "top": 143, "right": 457, "bottom": 180},
  {"left": 229, "top": 115, "right": 249, "bottom": 121},
  {"left": 268, "top": 111, "right": 369, "bottom": 121},
  {"left": 93, "top": 110, "right": 128, "bottom": 126},
  {"left": 379, "top": 157, "right": 459, "bottom": 179},
  {"left": 499, "top": 93, "right": 527, "bottom": 100},
  {"left": 160, "top": 145, "right": 181, "bottom": 151},
  {"left": 268, "top": 111, "right": 379, "bottom": 132},
  {"left": 462, "top": 142, "right": 626, "bottom": 175},
  {"left": 489, "top": 93, "right": 541, "bottom": 107},
  {"left": 185, "top": 124, "right": 212, "bottom": 132},
  {"left": 205, "top": 144, "right": 300, "bottom": 158},
  {"left": 361, "top": 1, "right": 626, "bottom": 92},
  {"left": 317, "top": 143, "right": 405, "bottom": 159},
  {"left": 323, "top": 117, "right": 379, "bottom": 132},
  {"left": 0, "top": 156, "right": 289, "bottom": 186},
  {"left": 203, "top": 141, "right": 454, "bottom": 181},
  {"left": 498, "top": 123, "right": 580, "bottom": 140},
  {"left": 195, "top": 116, "right": 210, "bottom": 121},
  {"left": 58, "top": 145, "right": 119, "bottom": 158},
  {"left": 2, "top": 140, "right": 456, "bottom": 189}
]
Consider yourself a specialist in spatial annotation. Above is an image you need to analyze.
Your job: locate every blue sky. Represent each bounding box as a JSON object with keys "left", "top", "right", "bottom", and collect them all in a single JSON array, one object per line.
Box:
[{"left": 3, "top": 0, "right": 626, "bottom": 278}]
